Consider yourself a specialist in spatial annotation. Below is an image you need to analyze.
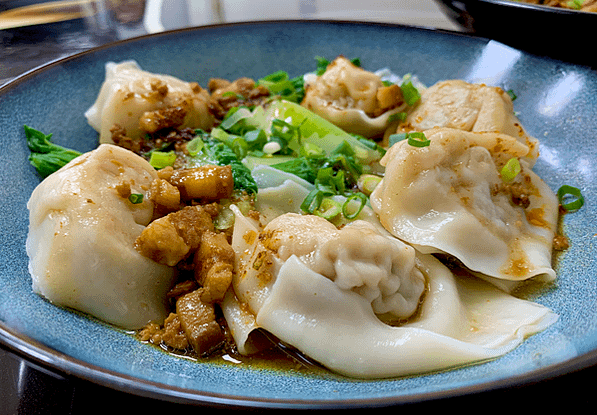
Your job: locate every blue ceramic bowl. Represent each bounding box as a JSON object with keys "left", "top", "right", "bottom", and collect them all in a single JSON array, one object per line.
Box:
[{"left": 1, "top": 21, "right": 597, "bottom": 409}]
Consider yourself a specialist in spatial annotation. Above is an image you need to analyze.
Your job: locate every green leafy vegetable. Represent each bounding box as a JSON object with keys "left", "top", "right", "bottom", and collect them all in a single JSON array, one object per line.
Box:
[
  {"left": 264, "top": 100, "right": 383, "bottom": 164},
  {"left": 315, "top": 56, "right": 361, "bottom": 75},
  {"left": 188, "top": 130, "right": 258, "bottom": 194},
  {"left": 24, "top": 125, "right": 82, "bottom": 177},
  {"left": 567, "top": 0, "right": 585, "bottom": 9},
  {"left": 257, "top": 70, "right": 305, "bottom": 103},
  {"left": 507, "top": 89, "right": 517, "bottom": 102},
  {"left": 401, "top": 76, "right": 421, "bottom": 106},
  {"left": 557, "top": 185, "right": 584, "bottom": 212},
  {"left": 388, "top": 112, "right": 407, "bottom": 123}
]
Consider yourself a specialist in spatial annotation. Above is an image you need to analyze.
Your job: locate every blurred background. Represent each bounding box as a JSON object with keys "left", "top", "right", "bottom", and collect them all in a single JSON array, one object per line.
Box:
[{"left": 0, "top": 0, "right": 460, "bottom": 85}]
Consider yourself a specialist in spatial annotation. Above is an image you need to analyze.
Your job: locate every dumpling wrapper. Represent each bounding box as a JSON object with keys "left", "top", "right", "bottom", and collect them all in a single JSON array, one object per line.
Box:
[
  {"left": 85, "top": 60, "right": 214, "bottom": 144},
  {"left": 370, "top": 127, "right": 559, "bottom": 283},
  {"left": 26, "top": 144, "right": 176, "bottom": 330},
  {"left": 302, "top": 56, "right": 407, "bottom": 138},
  {"left": 249, "top": 164, "right": 314, "bottom": 225},
  {"left": 258, "top": 254, "right": 556, "bottom": 379},
  {"left": 227, "top": 208, "right": 557, "bottom": 378},
  {"left": 402, "top": 79, "right": 539, "bottom": 165}
]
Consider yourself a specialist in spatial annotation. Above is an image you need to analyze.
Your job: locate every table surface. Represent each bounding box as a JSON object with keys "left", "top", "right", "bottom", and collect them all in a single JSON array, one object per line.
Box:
[
  {"left": 1, "top": 1, "right": 595, "bottom": 413},
  {"left": 0, "top": 0, "right": 461, "bottom": 86}
]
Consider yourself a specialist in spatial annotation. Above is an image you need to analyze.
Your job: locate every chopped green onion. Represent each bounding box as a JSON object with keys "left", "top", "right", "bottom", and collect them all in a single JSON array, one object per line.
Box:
[
  {"left": 220, "top": 107, "right": 253, "bottom": 131},
  {"left": 358, "top": 174, "right": 382, "bottom": 196},
  {"left": 149, "top": 150, "right": 176, "bottom": 169},
  {"left": 342, "top": 193, "right": 368, "bottom": 220},
  {"left": 186, "top": 136, "right": 204, "bottom": 156},
  {"left": 389, "top": 131, "right": 430, "bottom": 148},
  {"left": 314, "top": 198, "right": 342, "bottom": 220},
  {"left": 557, "top": 185, "right": 584, "bottom": 212},
  {"left": 301, "top": 188, "right": 327, "bottom": 214},
  {"left": 128, "top": 193, "right": 144, "bottom": 204},
  {"left": 500, "top": 157, "right": 521, "bottom": 183},
  {"left": 406, "top": 132, "right": 430, "bottom": 147}
]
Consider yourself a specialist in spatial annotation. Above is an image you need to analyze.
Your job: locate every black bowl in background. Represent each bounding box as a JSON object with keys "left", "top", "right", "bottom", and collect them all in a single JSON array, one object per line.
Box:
[{"left": 433, "top": 0, "right": 597, "bottom": 67}]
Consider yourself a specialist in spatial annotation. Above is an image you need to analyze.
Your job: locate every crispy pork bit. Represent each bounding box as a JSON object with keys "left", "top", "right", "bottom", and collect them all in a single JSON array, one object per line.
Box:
[
  {"left": 139, "top": 105, "right": 188, "bottom": 134},
  {"left": 135, "top": 205, "right": 215, "bottom": 266},
  {"left": 194, "top": 231, "right": 235, "bottom": 303},
  {"left": 149, "top": 178, "right": 181, "bottom": 210},
  {"left": 139, "top": 313, "right": 190, "bottom": 350},
  {"left": 208, "top": 77, "right": 270, "bottom": 120},
  {"left": 176, "top": 289, "right": 225, "bottom": 355},
  {"left": 168, "top": 165, "right": 234, "bottom": 201},
  {"left": 376, "top": 84, "right": 404, "bottom": 116}
]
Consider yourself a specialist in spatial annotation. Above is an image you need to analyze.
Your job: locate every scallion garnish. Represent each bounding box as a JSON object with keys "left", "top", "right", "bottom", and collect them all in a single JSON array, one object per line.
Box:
[
  {"left": 128, "top": 193, "right": 144, "bottom": 204},
  {"left": 149, "top": 150, "right": 177, "bottom": 169},
  {"left": 342, "top": 193, "right": 368, "bottom": 220},
  {"left": 388, "top": 132, "right": 430, "bottom": 148},
  {"left": 301, "top": 188, "right": 327, "bottom": 214},
  {"left": 186, "top": 136, "right": 204, "bottom": 156},
  {"left": 557, "top": 185, "right": 584, "bottom": 212},
  {"left": 314, "top": 198, "right": 342, "bottom": 220},
  {"left": 500, "top": 158, "right": 521, "bottom": 183},
  {"left": 406, "top": 132, "right": 430, "bottom": 147},
  {"left": 220, "top": 107, "right": 253, "bottom": 131},
  {"left": 358, "top": 174, "right": 382, "bottom": 196}
]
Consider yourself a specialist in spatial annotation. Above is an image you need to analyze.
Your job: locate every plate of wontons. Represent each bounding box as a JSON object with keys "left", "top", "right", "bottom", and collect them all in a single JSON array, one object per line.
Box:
[{"left": 1, "top": 20, "right": 596, "bottom": 409}]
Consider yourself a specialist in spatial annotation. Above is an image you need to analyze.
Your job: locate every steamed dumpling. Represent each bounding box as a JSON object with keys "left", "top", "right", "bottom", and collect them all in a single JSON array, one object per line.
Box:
[
  {"left": 302, "top": 56, "right": 406, "bottom": 137},
  {"left": 401, "top": 80, "right": 539, "bottom": 165},
  {"left": 26, "top": 144, "right": 177, "bottom": 330},
  {"left": 258, "top": 253, "right": 556, "bottom": 378},
  {"left": 85, "top": 61, "right": 214, "bottom": 144},
  {"left": 228, "top": 207, "right": 557, "bottom": 378},
  {"left": 370, "top": 127, "right": 559, "bottom": 283},
  {"left": 230, "top": 210, "right": 426, "bottom": 322}
]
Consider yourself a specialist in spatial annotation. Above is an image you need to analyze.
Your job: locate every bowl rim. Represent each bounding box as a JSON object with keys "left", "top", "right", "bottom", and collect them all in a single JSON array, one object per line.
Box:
[
  {"left": 2, "top": 18, "right": 597, "bottom": 408},
  {"left": 3, "top": 320, "right": 597, "bottom": 408}
]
